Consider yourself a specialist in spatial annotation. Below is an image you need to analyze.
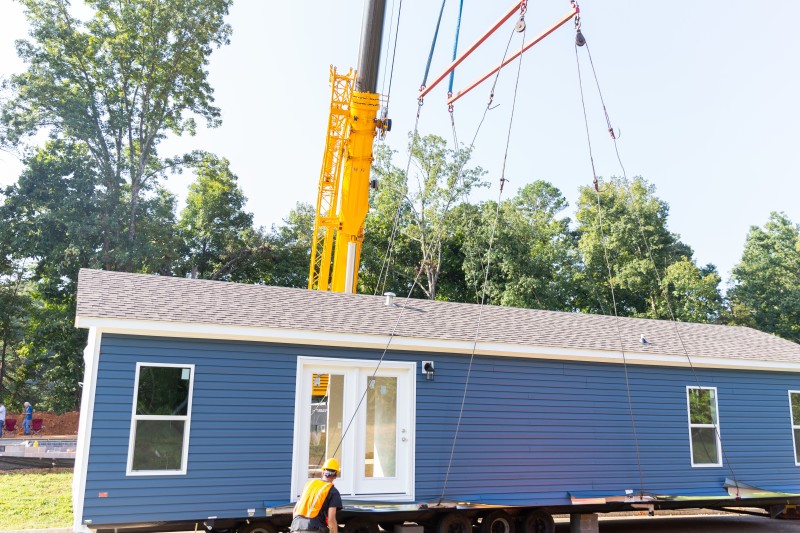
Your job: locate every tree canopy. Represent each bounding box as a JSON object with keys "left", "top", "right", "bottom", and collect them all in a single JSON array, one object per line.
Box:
[
  {"left": 2, "top": 0, "right": 233, "bottom": 270},
  {"left": 728, "top": 212, "right": 800, "bottom": 342},
  {"left": 574, "top": 176, "right": 722, "bottom": 322}
]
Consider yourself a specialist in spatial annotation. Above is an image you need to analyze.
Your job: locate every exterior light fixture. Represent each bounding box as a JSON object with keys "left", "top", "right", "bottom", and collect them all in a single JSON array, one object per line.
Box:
[{"left": 422, "top": 361, "right": 435, "bottom": 381}]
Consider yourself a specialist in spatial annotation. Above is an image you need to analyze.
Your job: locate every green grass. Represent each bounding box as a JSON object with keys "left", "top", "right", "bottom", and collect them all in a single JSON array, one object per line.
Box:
[{"left": 0, "top": 470, "right": 73, "bottom": 530}]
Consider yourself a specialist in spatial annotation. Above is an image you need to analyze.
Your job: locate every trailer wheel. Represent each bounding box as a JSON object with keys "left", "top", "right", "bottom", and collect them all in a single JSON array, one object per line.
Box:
[
  {"left": 519, "top": 510, "right": 553, "bottom": 533},
  {"left": 480, "top": 510, "right": 515, "bottom": 533},
  {"left": 239, "top": 521, "right": 277, "bottom": 533},
  {"left": 344, "top": 517, "right": 380, "bottom": 533},
  {"left": 437, "top": 512, "right": 471, "bottom": 533}
]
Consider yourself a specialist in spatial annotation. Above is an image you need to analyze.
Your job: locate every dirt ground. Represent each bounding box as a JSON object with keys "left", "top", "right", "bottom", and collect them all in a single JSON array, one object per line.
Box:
[{"left": 3, "top": 410, "right": 79, "bottom": 436}]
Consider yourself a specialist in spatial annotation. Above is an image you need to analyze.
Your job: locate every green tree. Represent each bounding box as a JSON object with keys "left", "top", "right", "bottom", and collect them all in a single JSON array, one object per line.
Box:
[
  {"left": 176, "top": 154, "right": 268, "bottom": 281},
  {"left": 0, "top": 261, "right": 33, "bottom": 404},
  {"left": 2, "top": 0, "right": 232, "bottom": 270},
  {"left": 16, "top": 293, "right": 87, "bottom": 412},
  {"left": 463, "top": 181, "right": 583, "bottom": 310},
  {"left": 0, "top": 142, "right": 107, "bottom": 410},
  {"left": 658, "top": 258, "right": 723, "bottom": 323},
  {"left": 728, "top": 212, "right": 800, "bottom": 342},
  {"left": 366, "top": 134, "right": 487, "bottom": 300},
  {"left": 0, "top": 141, "right": 103, "bottom": 285},
  {"left": 263, "top": 203, "right": 314, "bottom": 288},
  {"left": 575, "top": 176, "right": 698, "bottom": 319},
  {"left": 360, "top": 144, "right": 418, "bottom": 297}
]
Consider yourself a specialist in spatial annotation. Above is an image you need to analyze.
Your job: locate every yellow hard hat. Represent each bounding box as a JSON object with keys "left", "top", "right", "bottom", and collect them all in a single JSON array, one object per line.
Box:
[{"left": 322, "top": 458, "right": 340, "bottom": 475}]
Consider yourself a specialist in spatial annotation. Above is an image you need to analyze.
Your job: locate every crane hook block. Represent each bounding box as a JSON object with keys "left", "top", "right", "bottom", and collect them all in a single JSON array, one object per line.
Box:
[
  {"left": 575, "top": 29, "right": 586, "bottom": 47},
  {"left": 375, "top": 117, "right": 392, "bottom": 133}
]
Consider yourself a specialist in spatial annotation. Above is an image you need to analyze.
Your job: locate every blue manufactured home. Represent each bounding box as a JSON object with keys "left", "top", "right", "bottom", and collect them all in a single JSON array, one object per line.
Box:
[{"left": 73, "top": 269, "right": 800, "bottom": 532}]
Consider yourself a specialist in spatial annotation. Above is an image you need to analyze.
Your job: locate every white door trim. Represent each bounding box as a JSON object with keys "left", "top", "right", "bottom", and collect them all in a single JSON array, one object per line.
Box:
[{"left": 291, "top": 356, "right": 416, "bottom": 502}]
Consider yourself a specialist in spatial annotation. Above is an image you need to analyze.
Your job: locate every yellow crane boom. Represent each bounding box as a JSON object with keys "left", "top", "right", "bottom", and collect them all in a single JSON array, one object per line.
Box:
[{"left": 308, "top": 1, "right": 389, "bottom": 293}]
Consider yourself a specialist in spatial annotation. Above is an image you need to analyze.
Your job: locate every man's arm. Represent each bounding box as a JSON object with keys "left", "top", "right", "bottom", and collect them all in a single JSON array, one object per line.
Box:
[{"left": 327, "top": 507, "right": 338, "bottom": 533}]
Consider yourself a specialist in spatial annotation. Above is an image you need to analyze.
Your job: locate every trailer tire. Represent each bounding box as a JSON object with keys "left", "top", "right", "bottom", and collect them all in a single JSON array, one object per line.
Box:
[
  {"left": 437, "top": 512, "right": 471, "bottom": 533},
  {"left": 519, "top": 510, "right": 553, "bottom": 533},
  {"left": 345, "top": 517, "right": 380, "bottom": 533},
  {"left": 480, "top": 510, "right": 515, "bottom": 533},
  {"left": 239, "top": 521, "right": 277, "bottom": 533}
]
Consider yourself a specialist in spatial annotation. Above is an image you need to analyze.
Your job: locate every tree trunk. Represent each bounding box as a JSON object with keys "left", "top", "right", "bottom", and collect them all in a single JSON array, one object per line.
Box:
[{"left": 0, "top": 333, "right": 8, "bottom": 396}]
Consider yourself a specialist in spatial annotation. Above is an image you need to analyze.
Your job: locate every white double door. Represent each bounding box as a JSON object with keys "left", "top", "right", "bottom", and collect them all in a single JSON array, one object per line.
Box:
[{"left": 292, "top": 357, "right": 415, "bottom": 500}]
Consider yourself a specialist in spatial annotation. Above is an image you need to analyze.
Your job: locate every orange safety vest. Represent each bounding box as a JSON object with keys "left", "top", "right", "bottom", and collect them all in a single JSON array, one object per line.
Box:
[{"left": 294, "top": 479, "right": 334, "bottom": 521}]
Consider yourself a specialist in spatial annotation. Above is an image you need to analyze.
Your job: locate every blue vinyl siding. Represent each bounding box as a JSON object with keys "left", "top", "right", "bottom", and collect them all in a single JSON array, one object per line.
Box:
[{"left": 83, "top": 334, "right": 800, "bottom": 525}]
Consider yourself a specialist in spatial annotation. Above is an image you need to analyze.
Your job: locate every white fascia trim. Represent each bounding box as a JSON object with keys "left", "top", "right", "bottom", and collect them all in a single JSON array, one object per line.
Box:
[
  {"left": 75, "top": 316, "right": 800, "bottom": 373},
  {"left": 73, "top": 327, "right": 102, "bottom": 532}
]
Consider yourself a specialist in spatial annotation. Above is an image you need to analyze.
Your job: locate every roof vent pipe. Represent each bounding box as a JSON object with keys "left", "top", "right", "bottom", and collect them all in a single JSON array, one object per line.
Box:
[{"left": 384, "top": 292, "right": 396, "bottom": 307}]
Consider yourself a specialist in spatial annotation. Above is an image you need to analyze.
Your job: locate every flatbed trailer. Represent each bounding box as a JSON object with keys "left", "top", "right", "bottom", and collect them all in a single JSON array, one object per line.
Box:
[{"left": 86, "top": 494, "right": 800, "bottom": 533}]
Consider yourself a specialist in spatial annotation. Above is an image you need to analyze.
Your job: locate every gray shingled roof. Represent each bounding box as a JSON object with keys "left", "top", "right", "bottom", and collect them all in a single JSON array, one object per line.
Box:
[{"left": 76, "top": 268, "right": 800, "bottom": 363}]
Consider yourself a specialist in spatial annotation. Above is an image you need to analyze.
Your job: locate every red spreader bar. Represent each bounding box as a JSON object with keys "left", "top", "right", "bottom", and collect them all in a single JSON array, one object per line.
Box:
[
  {"left": 418, "top": 1, "right": 579, "bottom": 106},
  {"left": 418, "top": 1, "right": 528, "bottom": 100}
]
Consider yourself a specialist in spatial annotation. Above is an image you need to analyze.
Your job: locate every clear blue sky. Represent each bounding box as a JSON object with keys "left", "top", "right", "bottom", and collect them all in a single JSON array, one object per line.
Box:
[{"left": 1, "top": 1, "right": 799, "bottom": 282}]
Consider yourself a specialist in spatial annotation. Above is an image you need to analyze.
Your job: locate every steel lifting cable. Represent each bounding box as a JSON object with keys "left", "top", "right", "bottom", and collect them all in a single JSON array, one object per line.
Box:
[
  {"left": 373, "top": 107, "right": 421, "bottom": 297},
  {"left": 379, "top": 0, "right": 404, "bottom": 119},
  {"left": 370, "top": 5, "right": 532, "bottom": 498},
  {"left": 329, "top": 262, "right": 429, "bottom": 462},
  {"left": 314, "top": 238, "right": 432, "bottom": 469},
  {"left": 385, "top": 0, "right": 517, "bottom": 296},
  {"left": 327, "top": 122, "right": 432, "bottom": 467},
  {"left": 448, "top": 0, "right": 464, "bottom": 150},
  {"left": 371, "top": 0, "right": 405, "bottom": 296},
  {"left": 446, "top": 9, "right": 524, "bottom": 306},
  {"left": 575, "top": 30, "right": 742, "bottom": 495},
  {"left": 574, "top": 31, "right": 647, "bottom": 498},
  {"left": 376, "top": 0, "right": 453, "bottom": 296},
  {"left": 438, "top": 12, "right": 528, "bottom": 505},
  {"left": 377, "top": 0, "right": 474, "bottom": 296}
]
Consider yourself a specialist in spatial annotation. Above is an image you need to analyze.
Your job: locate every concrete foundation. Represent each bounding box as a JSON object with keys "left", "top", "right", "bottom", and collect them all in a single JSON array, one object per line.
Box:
[{"left": 570, "top": 513, "right": 599, "bottom": 533}]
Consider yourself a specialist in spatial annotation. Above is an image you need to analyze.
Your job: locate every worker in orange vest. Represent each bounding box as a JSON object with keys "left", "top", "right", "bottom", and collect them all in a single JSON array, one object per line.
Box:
[{"left": 291, "top": 458, "right": 342, "bottom": 533}]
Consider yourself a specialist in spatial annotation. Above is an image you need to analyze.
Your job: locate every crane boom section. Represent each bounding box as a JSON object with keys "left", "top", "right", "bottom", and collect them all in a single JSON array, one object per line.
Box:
[
  {"left": 309, "top": 0, "right": 387, "bottom": 293},
  {"left": 330, "top": 90, "right": 380, "bottom": 293},
  {"left": 308, "top": 67, "right": 356, "bottom": 291}
]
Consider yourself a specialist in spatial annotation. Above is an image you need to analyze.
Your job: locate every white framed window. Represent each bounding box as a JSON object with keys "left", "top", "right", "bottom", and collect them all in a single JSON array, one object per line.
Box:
[
  {"left": 686, "top": 386, "right": 722, "bottom": 467},
  {"left": 127, "top": 363, "right": 195, "bottom": 475},
  {"left": 790, "top": 391, "right": 800, "bottom": 466}
]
